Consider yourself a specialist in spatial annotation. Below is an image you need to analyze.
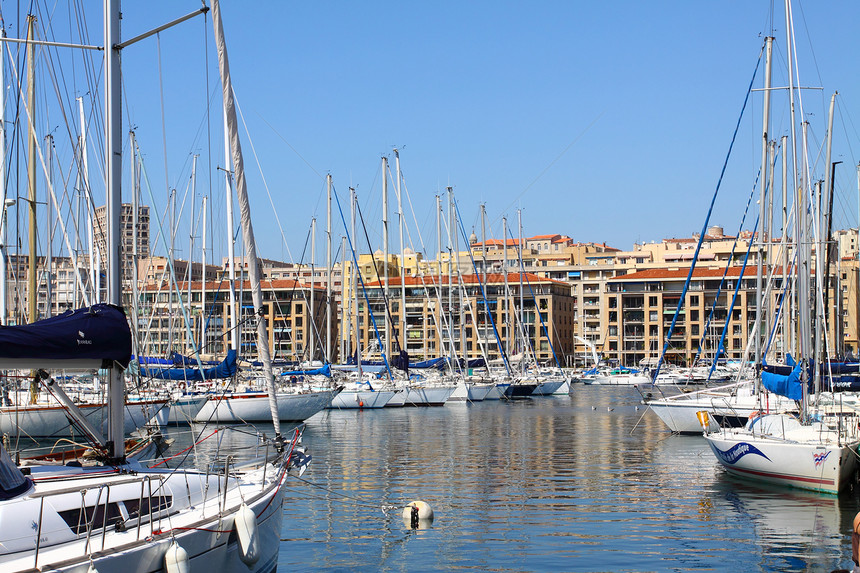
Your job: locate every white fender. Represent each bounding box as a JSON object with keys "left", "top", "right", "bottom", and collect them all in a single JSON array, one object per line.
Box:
[
  {"left": 235, "top": 503, "right": 260, "bottom": 566},
  {"left": 87, "top": 563, "right": 99, "bottom": 573},
  {"left": 164, "top": 540, "right": 190, "bottom": 573}
]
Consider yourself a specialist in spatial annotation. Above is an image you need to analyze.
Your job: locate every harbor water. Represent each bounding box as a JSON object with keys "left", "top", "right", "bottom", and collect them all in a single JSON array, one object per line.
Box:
[{"left": 169, "top": 385, "right": 860, "bottom": 571}]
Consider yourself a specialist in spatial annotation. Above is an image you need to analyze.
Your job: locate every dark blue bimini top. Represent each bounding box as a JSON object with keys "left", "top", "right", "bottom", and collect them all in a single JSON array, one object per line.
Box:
[{"left": 0, "top": 304, "right": 132, "bottom": 368}]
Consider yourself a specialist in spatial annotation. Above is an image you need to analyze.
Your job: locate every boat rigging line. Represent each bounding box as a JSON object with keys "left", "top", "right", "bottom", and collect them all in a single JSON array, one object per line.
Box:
[{"left": 653, "top": 41, "right": 765, "bottom": 384}]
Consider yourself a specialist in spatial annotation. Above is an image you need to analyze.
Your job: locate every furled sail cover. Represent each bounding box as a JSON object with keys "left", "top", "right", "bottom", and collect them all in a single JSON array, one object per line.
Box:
[
  {"left": 0, "top": 304, "right": 132, "bottom": 368},
  {"left": 280, "top": 363, "right": 331, "bottom": 377},
  {"left": 761, "top": 363, "right": 803, "bottom": 400},
  {"left": 141, "top": 350, "right": 237, "bottom": 381},
  {"left": 0, "top": 443, "right": 31, "bottom": 500}
]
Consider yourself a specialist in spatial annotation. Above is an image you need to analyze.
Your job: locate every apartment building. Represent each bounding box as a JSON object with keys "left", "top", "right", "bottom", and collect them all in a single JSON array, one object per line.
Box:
[
  {"left": 137, "top": 278, "right": 336, "bottom": 363},
  {"left": 93, "top": 203, "right": 150, "bottom": 285},
  {"left": 350, "top": 273, "right": 576, "bottom": 366}
]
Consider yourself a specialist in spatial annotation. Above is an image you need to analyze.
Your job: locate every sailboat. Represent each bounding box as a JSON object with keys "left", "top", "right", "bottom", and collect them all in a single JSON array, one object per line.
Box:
[
  {"left": 701, "top": 3, "right": 860, "bottom": 494},
  {"left": 0, "top": 2, "right": 309, "bottom": 571}
]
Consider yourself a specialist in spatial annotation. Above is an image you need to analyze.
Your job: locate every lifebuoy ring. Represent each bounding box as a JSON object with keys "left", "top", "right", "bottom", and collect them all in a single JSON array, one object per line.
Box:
[{"left": 178, "top": 382, "right": 187, "bottom": 392}]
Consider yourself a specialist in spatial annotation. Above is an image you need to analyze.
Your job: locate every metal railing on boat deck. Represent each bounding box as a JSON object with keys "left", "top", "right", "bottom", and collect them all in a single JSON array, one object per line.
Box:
[
  {"left": 23, "top": 426, "right": 296, "bottom": 568},
  {"left": 29, "top": 474, "right": 169, "bottom": 568}
]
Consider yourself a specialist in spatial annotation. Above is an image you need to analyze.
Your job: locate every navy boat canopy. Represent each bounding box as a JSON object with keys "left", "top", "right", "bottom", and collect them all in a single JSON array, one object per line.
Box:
[
  {"left": 141, "top": 349, "right": 237, "bottom": 381},
  {"left": 0, "top": 304, "right": 132, "bottom": 369}
]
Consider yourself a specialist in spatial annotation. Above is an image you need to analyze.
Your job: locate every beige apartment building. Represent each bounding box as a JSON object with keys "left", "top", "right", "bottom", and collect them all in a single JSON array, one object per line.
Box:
[
  {"left": 464, "top": 227, "right": 860, "bottom": 366},
  {"left": 4, "top": 210, "right": 858, "bottom": 368},
  {"left": 349, "top": 273, "right": 576, "bottom": 366},
  {"left": 137, "top": 278, "right": 335, "bottom": 362}
]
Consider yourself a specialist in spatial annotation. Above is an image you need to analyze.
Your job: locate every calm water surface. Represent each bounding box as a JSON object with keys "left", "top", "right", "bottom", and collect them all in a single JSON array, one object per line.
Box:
[{"left": 173, "top": 385, "right": 860, "bottom": 572}]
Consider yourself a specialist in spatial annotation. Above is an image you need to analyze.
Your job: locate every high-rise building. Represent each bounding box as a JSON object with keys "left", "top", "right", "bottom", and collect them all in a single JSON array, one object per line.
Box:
[{"left": 93, "top": 203, "right": 150, "bottom": 290}]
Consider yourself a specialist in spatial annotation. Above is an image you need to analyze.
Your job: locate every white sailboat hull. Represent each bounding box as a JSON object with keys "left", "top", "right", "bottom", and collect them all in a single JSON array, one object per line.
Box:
[
  {"left": 448, "top": 381, "right": 495, "bottom": 402},
  {"left": 704, "top": 417, "right": 860, "bottom": 494},
  {"left": 646, "top": 382, "right": 798, "bottom": 434},
  {"left": 1, "top": 459, "right": 288, "bottom": 573},
  {"left": 583, "top": 373, "right": 651, "bottom": 386},
  {"left": 531, "top": 379, "right": 566, "bottom": 395},
  {"left": 166, "top": 394, "right": 210, "bottom": 425},
  {"left": 328, "top": 389, "right": 395, "bottom": 409},
  {"left": 552, "top": 380, "right": 571, "bottom": 394},
  {"left": 193, "top": 389, "right": 338, "bottom": 423},
  {"left": 0, "top": 399, "right": 168, "bottom": 438},
  {"left": 385, "top": 389, "right": 407, "bottom": 407},
  {"left": 403, "top": 385, "right": 456, "bottom": 406},
  {"left": 484, "top": 383, "right": 505, "bottom": 400}
]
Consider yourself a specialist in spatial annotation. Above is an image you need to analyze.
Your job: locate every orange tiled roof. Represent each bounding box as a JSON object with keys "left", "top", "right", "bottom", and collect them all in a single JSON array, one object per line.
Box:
[
  {"left": 141, "top": 278, "right": 316, "bottom": 291},
  {"left": 608, "top": 267, "right": 752, "bottom": 281}
]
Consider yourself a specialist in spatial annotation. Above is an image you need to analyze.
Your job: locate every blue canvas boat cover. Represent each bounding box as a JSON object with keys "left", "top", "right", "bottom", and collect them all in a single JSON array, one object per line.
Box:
[
  {"left": 281, "top": 363, "right": 331, "bottom": 377},
  {"left": 134, "top": 355, "right": 174, "bottom": 365},
  {"left": 169, "top": 351, "right": 217, "bottom": 367},
  {"left": 761, "top": 363, "right": 803, "bottom": 400},
  {"left": 0, "top": 304, "right": 132, "bottom": 368},
  {"left": 141, "top": 349, "right": 237, "bottom": 381}
]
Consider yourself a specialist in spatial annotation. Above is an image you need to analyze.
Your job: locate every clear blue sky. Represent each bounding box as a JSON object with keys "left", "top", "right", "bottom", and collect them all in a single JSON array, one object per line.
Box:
[{"left": 5, "top": 1, "right": 860, "bottom": 266}]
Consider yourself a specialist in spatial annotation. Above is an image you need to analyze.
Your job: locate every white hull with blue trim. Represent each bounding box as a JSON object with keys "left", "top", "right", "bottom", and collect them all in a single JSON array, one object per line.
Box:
[{"left": 703, "top": 413, "right": 860, "bottom": 494}]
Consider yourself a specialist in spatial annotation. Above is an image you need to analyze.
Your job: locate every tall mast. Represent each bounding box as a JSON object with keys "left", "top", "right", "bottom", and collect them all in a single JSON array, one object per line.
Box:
[
  {"left": 45, "top": 135, "right": 53, "bottom": 317},
  {"left": 503, "top": 216, "right": 510, "bottom": 358},
  {"left": 447, "top": 188, "right": 455, "bottom": 367},
  {"left": 394, "top": 149, "right": 406, "bottom": 356},
  {"left": 105, "top": 0, "right": 125, "bottom": 460},
  {"left": 201, "top": 195, "right": 207, "bottom": 353},
  {"left": 456, "top": 198, "right": 465, "bottom": 363},
  {"left": 821, "top": 93, "right": 837, "bottom": 351},
  {"left": 212, "top": 0, "right": 280, "bottom": 436},
  {"left": 26, "top": 15, "right": 37, "bottom": 323},
  {"left": 765, "top": 139, "right": 776, "bottom": 358},
  {"left": 518, "top": 209, "right": 524, "bottom": 373},
  {"left": 77, "top": 98, "right": 91, "bottom": 304},
  {"left": 310, "top": 217, "right": 316, "bottom": 361},
  {"left": 782, "top": 135, "right": 791, "bottom": 359},
  {"left": 340, "top": 234, "right": 347, "bottom": 363},
  {"left": 381, "top": 156, "right": 389, "bottom": 360},
  {"left": 0, "top": 26, "right": 6, "bottom": 325},
  {"left": 785, "top": 0, "right": 802, "bottom": 367},
  {"left": 480, "top": 204, "right": 488, "bottom": 354},
  {"left": 78, "top": 98, "right": 98, "bottom": 304},
  {"left": 189, "top": 154, "right": 198, "bottom": 352},
  {"left": 798, "top": 120, "right": 811, "bottom": 413},
  {"left": 326, "top": 174, "right": 332, "bottom": 363},
  {"left": 168, "top": 188, "right": 176, "bottom": 352},
  {"left": 223, "top": 110, "right": 238, "bottom": 352},
  {"left": 436, "top": 195, "right": 442, "bottom": 279},
  {"left": 436, "top": 195, "right": 444, "bottom": 361},
  {"left": 351, "top": 188, "right": 360, "bottom": 374},
  {"left": 130, "top": 130, "right": 140, "bottom": 349},
  {"left": 754, "top": 35, "right": 773, "bottom": 369}
]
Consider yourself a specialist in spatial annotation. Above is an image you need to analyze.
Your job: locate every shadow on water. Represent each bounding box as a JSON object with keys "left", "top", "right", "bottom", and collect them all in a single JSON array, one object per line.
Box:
[{"left": 161, "top": 386, "right": 860, "bottom": 572}]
